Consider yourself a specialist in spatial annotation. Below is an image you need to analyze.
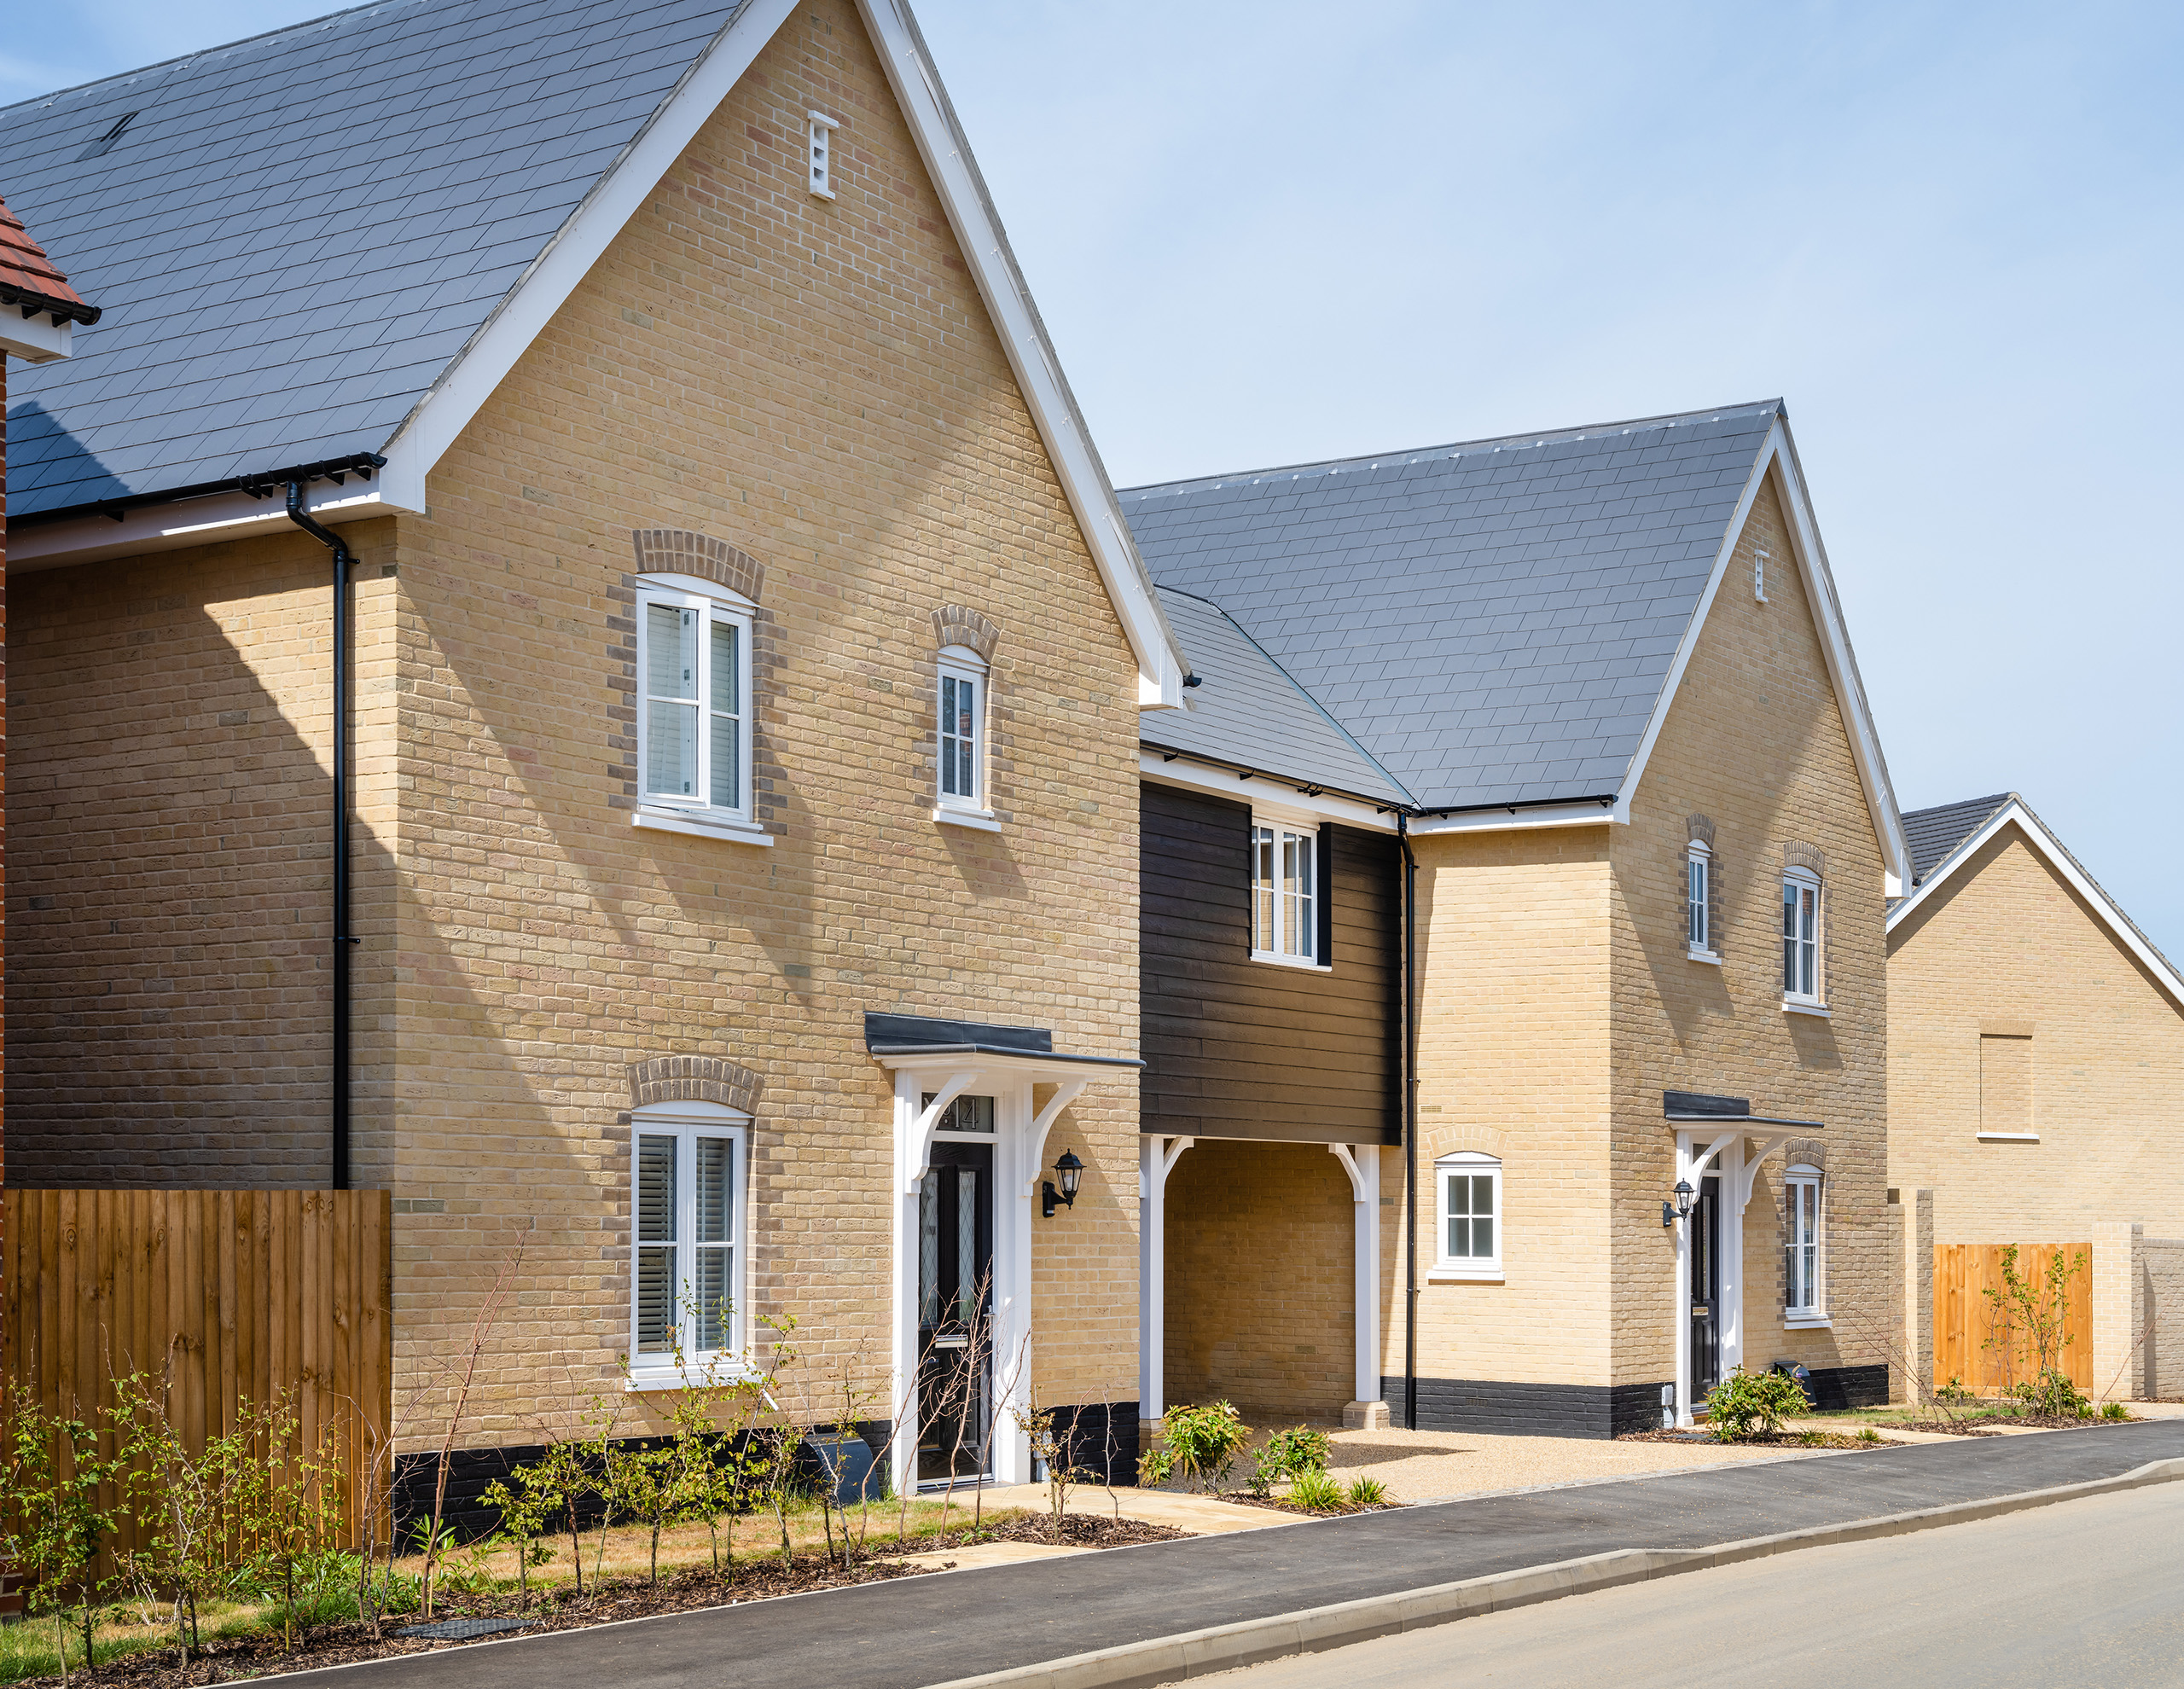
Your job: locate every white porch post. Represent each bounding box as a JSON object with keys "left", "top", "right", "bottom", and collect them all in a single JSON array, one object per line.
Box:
[
  {"left": 1330, "top": 1144, "right": 1388, "bottom": 1430},
  {"left": 1139, "top": 1135, "right": 1191, "bottom": 1423},
  {"left": 991, "top": 1082, "right": 1034, "bottom": 1486}
]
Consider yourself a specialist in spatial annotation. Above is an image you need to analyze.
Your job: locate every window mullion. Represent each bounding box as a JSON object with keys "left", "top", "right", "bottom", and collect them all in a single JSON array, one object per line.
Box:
[{"left": 678, "top": 1130, "right": 696, "bottom": 1356}]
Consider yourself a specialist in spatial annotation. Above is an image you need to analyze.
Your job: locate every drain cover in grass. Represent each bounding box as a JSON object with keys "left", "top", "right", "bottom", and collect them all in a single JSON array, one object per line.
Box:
[{"left": 396, "top": 1617, "right": 538, "bottom": 1640}]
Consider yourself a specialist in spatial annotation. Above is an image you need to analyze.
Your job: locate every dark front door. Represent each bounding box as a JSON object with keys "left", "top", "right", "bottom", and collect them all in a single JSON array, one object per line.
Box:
[
  {"left": 1690, "top": 1171, "right": 1722, "bottom": 1404},
  {"left": 917, "top": 1141, "right": 993, "bottom": 1484}
]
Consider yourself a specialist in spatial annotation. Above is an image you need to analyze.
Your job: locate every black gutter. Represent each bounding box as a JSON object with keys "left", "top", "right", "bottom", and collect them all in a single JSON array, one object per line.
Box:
[
  {"left": 12, "top": 452, "right": 386, "bottom": 530},
  {"left": 1414, "top": 792, "right": 1619, "bottom": 818},
  {"left": 285, "top": 481, "right": 360, "bottom": 1192},
  {"left": 1141, "top": 740, "right": 1414, "bottom": 816},
  {"left": 1397, "top": 812, "right": 1419, "bottom": 1431},
  {"left": 2, "top": 281, "right": 101, "bottom": 327}
]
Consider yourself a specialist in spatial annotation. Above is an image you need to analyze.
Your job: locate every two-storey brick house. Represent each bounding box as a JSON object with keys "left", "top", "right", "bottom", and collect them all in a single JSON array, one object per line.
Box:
[
  {"left": 1127, "top": 403, "right": 1913, "bottom": 1433},
  {"left": 1, "top": 0, "right": 1186, "bottom": 1492}
]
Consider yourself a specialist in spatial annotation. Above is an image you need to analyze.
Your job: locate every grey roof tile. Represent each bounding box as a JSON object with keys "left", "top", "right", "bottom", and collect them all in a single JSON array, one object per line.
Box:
[
  {"left": 1122, "top": 403, "right": 1781, "bottom": 810},
  {"left": 2, "top": 0, "right": 742, "bottom": 517},
  {"left": 1902, "top": 793, "right": 2013, "bottom": 886}
]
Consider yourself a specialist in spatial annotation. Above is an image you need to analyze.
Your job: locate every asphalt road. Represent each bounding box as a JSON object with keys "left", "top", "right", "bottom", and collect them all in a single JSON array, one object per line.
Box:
[
  {"left": 275, "top": 1421, "right": 2184, "bottom": 1689},
  {"left": 1211, "top": 1481, "right": 2184, "bottom": 1687}
]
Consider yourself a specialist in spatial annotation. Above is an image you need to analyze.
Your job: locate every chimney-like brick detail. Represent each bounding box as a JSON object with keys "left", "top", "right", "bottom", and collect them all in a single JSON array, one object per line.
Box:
[
  {"left": 627, "top": 1056, "right": 763, "bottom": 1114},
  {"left": 930, "top": 604, "right": 999, "bottom": 662},
  {"left": 631, "top": 529, "right": 764, "bottom": 603}
]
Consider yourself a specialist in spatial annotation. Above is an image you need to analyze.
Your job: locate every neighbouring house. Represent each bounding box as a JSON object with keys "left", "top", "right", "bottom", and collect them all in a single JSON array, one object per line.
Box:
[
  {"left": 1127, "top": 403, "right": 1912, "bottom": 1434},
  {"left": 0, "top": 0, "right": 1186, "bottom": 1500},
  {"left": 1888, "top": 793, "right": 2184, "bottom": 1400}
]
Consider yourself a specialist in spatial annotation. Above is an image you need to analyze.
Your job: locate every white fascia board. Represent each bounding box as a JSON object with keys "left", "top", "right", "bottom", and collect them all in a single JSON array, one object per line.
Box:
[
  {"left": 1886, "top": 798, "right": 2184, "bottom": 1007},
  {"left": 1613, "top": 419, "right": 1909, "bottom": 890},
  {"left": 371, "top": 0, "right": 803, "bottom": 514},
  {"left": 1, "top": 315, "right": 73, "bottom": 363},
  {"left": 1140, "top": 749, "right": 1399, "bottom": 832},
  {"left": 1409, "top": 800, "right": 1618, "bottom": 837},
  {"left": 7, "top": 480, "right": 400, "bottom": 574},
  {"left": 858, "top": 0, "right": 1188, "bottom": 711}
]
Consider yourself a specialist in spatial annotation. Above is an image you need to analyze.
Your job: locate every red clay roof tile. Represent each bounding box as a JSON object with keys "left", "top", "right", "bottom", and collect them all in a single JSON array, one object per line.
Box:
[{"left": 0, "top": 193, "right": 97, "bottom": 322}]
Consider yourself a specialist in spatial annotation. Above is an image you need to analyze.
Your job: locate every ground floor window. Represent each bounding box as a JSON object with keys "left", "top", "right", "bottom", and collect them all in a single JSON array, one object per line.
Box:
[
  {"left": 1785, "top": 1165, "right": 1822, "bottom": 1318},
  {"left": 632, "top": 1105, "right": 747, "bottom": 1366},
  {"left": 1435, "top": 1152, "right": 1502, "bottom": 1277}
]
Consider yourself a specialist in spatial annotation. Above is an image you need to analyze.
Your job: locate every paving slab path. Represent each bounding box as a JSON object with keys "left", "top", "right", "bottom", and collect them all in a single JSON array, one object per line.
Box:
[{"left": 284, "top": 1420, "right": 2184, "bottom": 1689}]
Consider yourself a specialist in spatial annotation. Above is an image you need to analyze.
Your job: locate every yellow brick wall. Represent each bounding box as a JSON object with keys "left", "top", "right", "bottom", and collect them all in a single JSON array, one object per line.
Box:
[
  {"left": 380, "top": 1, "right": 1142, "bottom": 1445},
  {"left": 1611, "top": 473, "right": 1893, "bottom": 1392},
  {"left": 1889, "top": 821, "right": 2184, "bottom": 1242},
  {"left": 7, "top": 522, "right": 400, "bottom": 1185},
  {"left": 1405, "top": 827, "right": 1615, "bottom": 1384},
  {"left": 1164, "top": 1138, "right": 1355, "bottom": 1421}
]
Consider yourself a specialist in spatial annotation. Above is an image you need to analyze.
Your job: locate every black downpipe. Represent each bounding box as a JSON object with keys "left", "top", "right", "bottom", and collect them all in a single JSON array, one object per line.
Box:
[
  {"left": 1397, "top": 814, "right": 1420, "bottom": 1431},
  {"left": 285, "top": 482, "right": 356, "bottom": 1191}
]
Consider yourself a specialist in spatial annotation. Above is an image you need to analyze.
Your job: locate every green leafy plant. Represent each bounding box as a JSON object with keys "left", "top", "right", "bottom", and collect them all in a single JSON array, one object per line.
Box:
[
  {"left": 1703, "top": 1366, "right": 1810, "bottom": 1442},
  {"left": 1344, "top": 1477, "right": 1387, "bottom": 1507},
  {"left": 1980, "top": 1245, "right": 2088, "bottom": 1398},
  {"left": 2007, "top": 1366, "right": 2091, "bottom": 1419},
  {"left": 249, "top": 1413, "right": 349, "bottom": 1651},
  {"left": 1287, "top": 1471, "right": 1345, "bottom": 1513},
  {"left": 2, "top": 1380, "right": 130, "bottom": 1684},
  {"left": 1138, "top": 1402, "right": 1252, "bottom": 1495},
  {"left": 1246, "top": 1425, "right": 1332, "bottom": 1497},
  {"left": 2101, "top": 1399, "right": 2131, "bottom": 1421},
  {"left": 1858, "top": 1426, "right": 1884, "bottom": 1444}
]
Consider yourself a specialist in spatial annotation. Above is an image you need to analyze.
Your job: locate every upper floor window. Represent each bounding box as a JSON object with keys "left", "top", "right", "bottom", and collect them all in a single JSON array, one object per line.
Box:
[
  {"left": 1435, "top": 1152, "right": 1502, "bottom": 1279},
  {"left": 936, "top": 647, "right": 988, "bottom": 815},
  {"left": 1784, "top": 1165, "right": 1823, "bottom": 1319},
  {"left": 1687, "top": 840, "right": 1713, "bottom": 958},
  {"left": 1251, "top": 818, "right": 1318, "bottom": 966},
  {"left": 1782, "top": 869, "right": 1821, "bottom": 1004},
  {"left": 637, "top": 578, "right": 752, "bottom": 823},
  {"left": 630, "top": 1104, "right": 747, "bottom": 1378}
]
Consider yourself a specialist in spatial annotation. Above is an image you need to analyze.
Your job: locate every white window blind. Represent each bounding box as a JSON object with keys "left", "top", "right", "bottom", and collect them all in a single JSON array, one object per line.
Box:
[
  {"left": 630, "top": 1112, "right": 746, "bottom": 1367},
  {"left": 636, "top": 582, "right": 753, "bottom": 822}
]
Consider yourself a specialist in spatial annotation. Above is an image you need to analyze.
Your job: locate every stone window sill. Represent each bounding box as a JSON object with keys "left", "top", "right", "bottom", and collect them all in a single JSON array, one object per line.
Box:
[
  {"left": 1782, "top": 1000, "right": 1831, "bottom": 1019},
  {"left": 634, "top": 804, "right": 773, "bottom": 846},
  {"left": 933, "top": 806, "right": 1002, "bottom": 833}
]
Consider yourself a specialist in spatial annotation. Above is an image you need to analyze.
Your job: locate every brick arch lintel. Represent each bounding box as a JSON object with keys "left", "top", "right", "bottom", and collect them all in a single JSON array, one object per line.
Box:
[
  {"left": 632, "top": 530, "right": 765, "bottom": 603},
  {"left": 930, "top": 604, "right": 1000, "bottom": 662},
  {"left": 1782, "top": 1136, "right": 1825, "bottom": 1172},
  {"left": 627, "top": 1056, "right": 763, "bottom": 1114},
  {"left": 1782, "top": 840, "right": 1827, "bottom": 876},
  {"left": 1686, "top": 812, "right": 1716, "bottom": 846}
]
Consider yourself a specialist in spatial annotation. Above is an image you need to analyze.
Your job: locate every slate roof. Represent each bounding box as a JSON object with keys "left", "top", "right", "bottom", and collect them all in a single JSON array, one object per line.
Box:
[
  {"left": 0, "top": 194, "right": 97, "bottom": 322},
  {"left": 0, "top": 0, "right": 741, "bottom": 518},
  {"left": 1147, "top": 587, "right": 1414, "bottom": 807},
  {"left": 1121, "top": 402, "right": 1782, "bottom": 811},
  {"left": 1902, "top": 793, "right": 2011, "bottom": 886}
]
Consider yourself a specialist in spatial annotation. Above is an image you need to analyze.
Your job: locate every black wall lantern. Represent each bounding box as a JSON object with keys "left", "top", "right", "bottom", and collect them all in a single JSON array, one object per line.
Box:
[
  {"left": 1043, "top": 1150, "right": 1084, "bottom": 1219},
  {"left": 1661, "top": 1179, "right": 1694, "bottom": 1229}
]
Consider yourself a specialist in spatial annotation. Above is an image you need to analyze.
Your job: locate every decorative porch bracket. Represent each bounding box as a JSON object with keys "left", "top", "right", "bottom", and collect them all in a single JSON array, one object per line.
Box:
[
  {"left": 903, "top": 1068, "right": 984, "bottom": 1193},
  {"left": 1021, "top": 1078, "right": 1090, "bottom": 1194},
  {"left": 1735, "top": 1129, "right": 1806, "bottom": 1208}
]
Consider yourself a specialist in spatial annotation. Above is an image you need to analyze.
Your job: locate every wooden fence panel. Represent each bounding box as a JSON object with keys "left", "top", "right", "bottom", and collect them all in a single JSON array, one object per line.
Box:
[
  {"left": 1933, "top": 1242, "right": 2094, "bottom": 1394},
  {"left": 2, "top": 1189, "right": 392, "bottom": 1561}
]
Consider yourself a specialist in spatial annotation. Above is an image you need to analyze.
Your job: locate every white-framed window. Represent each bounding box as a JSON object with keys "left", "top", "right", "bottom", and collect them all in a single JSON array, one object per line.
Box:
[
  {"left": 807, "top": 111, "right": 838, "bottom": 199},
  {"left": 1782, "top": 869, "right": 1821, "bottom": 1004},
  {"left": 630, "top": 1103, "right": 748, "bottom": 1382},
  {"left": 1784, "top": 1164, "right": 1823, "bottom": 1320},
  {"left": 1434, "top": 1152, "right": 1502, "bottom": 1278},
  {"left": 1250, "top": 817, "right": 1318, "bottom": 966},
  {"left": 935, "top": 646, "right": 989, "bottom": 817},
  {"left": 1687, "top": 840, "right": 1714, "bottom": 959},
  {"left": 636, "top": 575, "right": 754, "bottom": 830}
]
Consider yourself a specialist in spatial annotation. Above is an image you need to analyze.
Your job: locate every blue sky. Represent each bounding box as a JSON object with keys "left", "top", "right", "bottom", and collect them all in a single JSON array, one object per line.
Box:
[{"left": 9, "top": 1, "right": 2181, "bottom": 956}]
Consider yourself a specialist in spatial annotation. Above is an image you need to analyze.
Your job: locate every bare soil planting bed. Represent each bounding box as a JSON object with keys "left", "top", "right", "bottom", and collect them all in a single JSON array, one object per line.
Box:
[
  {"left": 9, "top": 1517, "right": 1188, "bottom": 1689},
  {"left": 1618, "top": 1429, "right": 1882, "bottom": 1449}
]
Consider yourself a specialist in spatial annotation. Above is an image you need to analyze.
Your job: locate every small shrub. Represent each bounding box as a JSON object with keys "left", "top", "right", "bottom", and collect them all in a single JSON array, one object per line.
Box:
[
  {"left": 1704, "top": 1366, "right": 1810, "bottom": 1442},
  {"left": 1246, "top": 1425, "right": 1332, "bottom": 1496},
  {"left": 1139, "top": 1402, "right": 1252, "bottom": 1494},
  {"left": 2007, "top": 1367, "right": 2090, "bottom": 1419},
  {"left": 1858, "top": 1427, "right": 1884, "bottom": 1444},
  {"left": 1345, "top": 1477, "right": 1387, "bottom": 1507},
  {"left": 2101, "top": 1400, "right": 2131, "bottom": 1421},
  {"left": 1937, "top": 1376, "right": 1975, "bottom": 1407},
  {"left": 1287, "top": 1472, "right": 1345, "bottom": 1513}
]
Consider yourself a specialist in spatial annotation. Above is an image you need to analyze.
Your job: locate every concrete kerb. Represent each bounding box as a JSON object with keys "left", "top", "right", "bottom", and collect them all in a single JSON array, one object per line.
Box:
[{"left": 929, "top": 1456, "right": 2184, "bottom": 1689}]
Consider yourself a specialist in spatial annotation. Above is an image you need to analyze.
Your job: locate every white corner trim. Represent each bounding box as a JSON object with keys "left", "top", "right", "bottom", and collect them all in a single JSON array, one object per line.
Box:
[
  {"left": 933, "top": 807, "right": 1002, "bottom": 833},
  {"left": 372, "top": 0, "right": 804, "bottom": 513},
  {"left": 1885, "top": 798, "right": 2184, "bottom": 1010},
  {"left": 0, "top": 313, "right": 73, "bottom": 363},
  {"left": 1975, "top": 1131, "right": 2041, "bottom": 1144},
  {"left": 1613, "top": 419, "right": 1908, "bottom": 888},
  {"left": 1782, "top": 1001, "right": 1832, "bottom": 1019},
  {"left": 857, "top": 0, "right": 1186, "bottom": 711},
  {"left": 633, "top": 804, "right": 775, "bottom": 846},
  {"left": 8, "top": 480, "right": 407, "bottom": 574}
]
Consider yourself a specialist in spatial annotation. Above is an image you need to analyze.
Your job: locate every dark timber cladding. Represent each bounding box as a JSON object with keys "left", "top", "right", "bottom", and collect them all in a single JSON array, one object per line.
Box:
[{"left": 1141, "top": 782, "right": 1399, "bottom": 1144}]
